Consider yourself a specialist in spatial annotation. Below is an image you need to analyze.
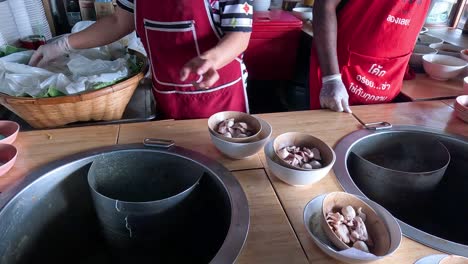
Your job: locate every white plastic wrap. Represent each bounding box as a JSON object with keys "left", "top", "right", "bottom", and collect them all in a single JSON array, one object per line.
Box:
[{"left": 0, "top": 21, "right": 145, "bottom": 97}]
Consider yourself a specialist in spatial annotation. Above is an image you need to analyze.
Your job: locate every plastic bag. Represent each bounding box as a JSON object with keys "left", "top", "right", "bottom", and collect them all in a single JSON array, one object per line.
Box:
[{"left": 0, "top": 21, "right": 145, "bottom": 98}]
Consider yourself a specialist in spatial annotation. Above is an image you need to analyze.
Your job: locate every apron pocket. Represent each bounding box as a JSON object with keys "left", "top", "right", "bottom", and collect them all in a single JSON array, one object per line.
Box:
[
  {"left": 342, "top": 51, "right": 411, "bottom": 104},
  {"left": 144, "top": 19, "right": 201, "bottom": 86}
]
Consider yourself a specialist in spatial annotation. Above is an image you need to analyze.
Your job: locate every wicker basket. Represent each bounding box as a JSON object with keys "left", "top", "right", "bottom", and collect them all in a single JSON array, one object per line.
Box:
[{"left": 0, "top": 51, "right": 148, "bottom": 129}]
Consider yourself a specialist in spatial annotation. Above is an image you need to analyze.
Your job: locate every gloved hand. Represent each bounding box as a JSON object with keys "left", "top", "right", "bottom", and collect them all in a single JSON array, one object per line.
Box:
[
  {"left": 320, "top": 74, "right": 352, "bottom": 113},
  {"left": 28, "top": 34, "right": 75, "bottom": 67}
]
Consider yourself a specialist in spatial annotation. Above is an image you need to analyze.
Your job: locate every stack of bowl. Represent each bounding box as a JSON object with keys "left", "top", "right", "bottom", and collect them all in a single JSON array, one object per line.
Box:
[
  {"left": 0, "top": 121, "right": 19, "bottom": 176},
  {"left": 303, "top": 192, "right": 402, "bottom": 263},
  {"left": 208, "top": 111, "right": 272, "bottom": 159},
  {"left": 429, "top": 43, "right": 464, "bottom": 58},
  {"left": 417, "top": 35, "right": 444, "bottom": 46},
  {"left": 410, "top": 44, "right": 438, "bottom": 70},
  {"left": 292, "top": 7, "right": 313, "bottom": 21},
  {"left": 264, "top": 132, "right": 335, "bottom": 186},
  {"left": 455, "top": 95, "right": 468, "bottom": 123}
]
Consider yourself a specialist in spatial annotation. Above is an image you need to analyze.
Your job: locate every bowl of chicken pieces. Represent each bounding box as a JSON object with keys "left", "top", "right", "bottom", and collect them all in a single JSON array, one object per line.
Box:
[{"left": 321, "top": 192, "right": 391, "bottom": 256}]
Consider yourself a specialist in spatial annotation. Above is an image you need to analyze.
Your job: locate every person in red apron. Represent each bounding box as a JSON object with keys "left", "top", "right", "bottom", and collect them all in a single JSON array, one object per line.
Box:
[
  {"left": 310, "top": 0, "right": 431, "bottom": 113},
  {"left": 29, "top": 0, "right": 253, "bottom": 119}
]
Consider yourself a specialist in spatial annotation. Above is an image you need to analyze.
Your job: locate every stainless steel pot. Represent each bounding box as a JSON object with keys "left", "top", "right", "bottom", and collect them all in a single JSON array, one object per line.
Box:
[
  {"left": 348, "top": 132, "right": 450, "bottom": 208},
  {"left": 334, "top": 125, "right": 468, "bottom": 256},
  {"left": 87, "top": 145, "right": 204, "bottom": 256},
  {"left": 0, "top": 141, "right": 249, "bottom": 264}
]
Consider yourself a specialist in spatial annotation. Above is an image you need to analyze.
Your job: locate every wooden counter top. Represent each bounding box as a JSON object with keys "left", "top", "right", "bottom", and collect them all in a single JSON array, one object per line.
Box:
[
  {"left": 117, "top": 119, "right": 263, "bottom": 171},
  {"left": 401, "top": 74, "right": 464, "bottom": 101},
  {"left": 0, "top": 125, "right": 119, "bottom": 191},
  {"left": 234, "top": 169, "right": 308, "bottom": 264},
  {"left": 0, "top": 101, "right": 466, "bottom": 263},
  {"left": 351, "top": 101, "right": 467, "bottom": 136}
]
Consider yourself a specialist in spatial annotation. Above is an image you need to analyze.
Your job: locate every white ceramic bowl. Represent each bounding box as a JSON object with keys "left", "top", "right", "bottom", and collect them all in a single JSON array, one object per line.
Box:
[
  {"left": 422, "top": 54, "right": 468, "bottom": 81},
  {"left": 429, "top": 43, "right": 464, "bottom": 58},
  {"left": 410, "top": 45, "right": 438, "bottom": 68},
  {"left": 417, "top": 35, "right": 444, "bottom": 46},
  {"left": 208, "top": 111, "right": 262, "bottom": 143},
  {"left": 209, "top": 117, "right": 272, "bottom": 159},
  {"left": 455, "top": 95, "right": 468, "bottom": 123},
  {"left": 303, "top": 194, "right": 402, "bottom": 264},
  {"left": 264, "top": 139, "right": 335, "bottom": 186},
  {"left": 292, "top": 7, "right": 313, "bottom": 21}
]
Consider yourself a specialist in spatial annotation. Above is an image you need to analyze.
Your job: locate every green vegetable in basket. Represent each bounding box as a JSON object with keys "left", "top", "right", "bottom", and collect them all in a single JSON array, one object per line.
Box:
[
  {"left": 0, "top": 45, "right": 26, "bottom": 57},
  {"left": 47, "top": 87, "right": 65, "bottom": 97},
  {"left": 127, "top": 55, "right": 143, "bottom": 74}
]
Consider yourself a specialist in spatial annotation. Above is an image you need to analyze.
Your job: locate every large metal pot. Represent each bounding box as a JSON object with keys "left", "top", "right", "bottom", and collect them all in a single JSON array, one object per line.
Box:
[
  {"left": 348, "top": 131, "right": 450, "bottom": 208},
  {"left": 0, "top": 142, "right": 249, "bottom": 264},
  {"left": 334, "top": 125, "right": 468, "bottom": 257}
]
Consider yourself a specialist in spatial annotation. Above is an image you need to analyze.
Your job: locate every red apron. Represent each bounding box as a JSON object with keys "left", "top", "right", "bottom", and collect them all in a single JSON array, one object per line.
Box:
[
  {"left": 309, "top": 0, "right": 430, "bottom": 109},
  {"left": 135, "top": 0, "right": 249, "bottom": 119}
]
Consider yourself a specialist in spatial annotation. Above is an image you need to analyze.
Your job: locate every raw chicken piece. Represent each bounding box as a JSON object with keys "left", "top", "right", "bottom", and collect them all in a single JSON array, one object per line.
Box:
[{"left": 353, "top": 241, "right": 370, "bottom": 253}]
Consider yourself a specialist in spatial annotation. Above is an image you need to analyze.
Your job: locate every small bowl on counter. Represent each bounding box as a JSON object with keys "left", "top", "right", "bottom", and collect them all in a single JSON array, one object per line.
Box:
[
  {"left": 292, "top": 7, "right": 313, "bottom": 21},
  {"left": 0, "top": 144, "right": 18, "bottom": 177},
  {"left": 410, "top": 44, "right": 438, "bottom": 69},
  {"left": 303, "top": 192, "right": 402, "bottom": 264},
  {"left": 422, "top": 54, "right": 468, "bottom": 81},
  {"left": 264, "top": 132, "right": 335, "bottom": 186},
  {"left": 0, "top": 121, "right": 19, "bottom": 145},
  {"left": 208, "top": 111, "right": 262, "bottom": 143},
  {"left": 273, "top": 132, "right": 331, "bottom": 171},
  {"left": 454, "top": 95, "right": 468, "bottom": 123},
  {"left": 321, "top": 192, "right": 390, "bottom": 255},
  {"left": 209, "top": 116, "right": 272, "bottom": 159},
  {"left": 417, "top": 35, "right": 444, "bottom": 46},
  {"left": 429, "top": 43, "right": 464, "bottom": 58}
]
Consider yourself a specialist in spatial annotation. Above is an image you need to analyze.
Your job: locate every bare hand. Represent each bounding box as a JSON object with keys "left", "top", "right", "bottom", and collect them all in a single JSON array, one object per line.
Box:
[{"left": 180, "top": 56, "right": 219, "bottom": 89}]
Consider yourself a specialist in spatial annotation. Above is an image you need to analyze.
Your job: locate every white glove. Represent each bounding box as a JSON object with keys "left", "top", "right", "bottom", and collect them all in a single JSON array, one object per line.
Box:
[
  {"left": 320, "top": 74, "right": 352, "bottom": 113},
  {"left": 28, "top": 34, "right": 75, "bottom": 67}
]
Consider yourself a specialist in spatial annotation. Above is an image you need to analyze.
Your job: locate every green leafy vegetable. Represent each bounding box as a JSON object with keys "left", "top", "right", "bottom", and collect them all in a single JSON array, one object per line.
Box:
[
  {"left": 0, "top": 45, "right": 26, "bottom": 57},
  {"left": 46, "top": 87, "right": 65, "bottom": 97}
]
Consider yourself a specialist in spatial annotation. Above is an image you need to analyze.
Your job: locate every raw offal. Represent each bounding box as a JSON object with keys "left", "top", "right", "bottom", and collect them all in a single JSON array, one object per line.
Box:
[
  {"left": 326, "top": 205, "right": 372, "bottom": 253},
  {"left": 217, "top": 118, "right": 254, "bottom": 138},
  {"left": 276, "top": 146, "right": 322, "bottom": 169}
]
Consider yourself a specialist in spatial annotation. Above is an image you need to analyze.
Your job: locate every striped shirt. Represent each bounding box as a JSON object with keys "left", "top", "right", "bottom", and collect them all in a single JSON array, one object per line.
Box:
[{"left": 117, "top": 0, "right": 253, "bottom": 34}]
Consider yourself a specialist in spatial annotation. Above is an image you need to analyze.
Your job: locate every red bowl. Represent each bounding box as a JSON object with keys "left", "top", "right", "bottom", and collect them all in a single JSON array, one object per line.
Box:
[
  {"left": 0, "top": 121, "right": 20, "bottom": 144},
  {"left": 0, "top": 144, "right": 18, "bottom": 177}
]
